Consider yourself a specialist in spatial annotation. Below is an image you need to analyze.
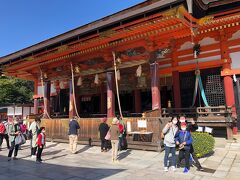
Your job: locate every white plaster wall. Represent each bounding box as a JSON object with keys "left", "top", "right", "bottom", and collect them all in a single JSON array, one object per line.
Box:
[{"left": 230, "top": 51, "right": 240, "bottom": 69}]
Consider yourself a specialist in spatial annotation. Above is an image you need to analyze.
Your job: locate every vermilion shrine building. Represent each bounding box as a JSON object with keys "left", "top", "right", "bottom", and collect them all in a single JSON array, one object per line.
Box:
[{"left": 1, "top": 0, "right": 240, "bottom": 141}]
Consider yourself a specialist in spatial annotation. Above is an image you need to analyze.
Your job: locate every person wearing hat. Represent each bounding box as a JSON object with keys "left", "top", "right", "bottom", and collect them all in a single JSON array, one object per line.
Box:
[
  {"left": 68, "top": 116, "right": 80, "bottom": 154},
  {"left": 109, "top": 117, "right": 120, "bottom": 162},
  {"left": 98, "top": 117, "right": 109, "bottom": 152},
  {"left": 175, "top": 122, "right": 193, "bottom": 173},
  {"left": 179, "top": 116, "right": 204, "bottom": 171}
]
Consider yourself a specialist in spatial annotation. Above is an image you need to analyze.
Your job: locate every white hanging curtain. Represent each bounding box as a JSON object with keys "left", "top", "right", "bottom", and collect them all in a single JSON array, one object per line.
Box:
[
  {"left": 77, "top": 76, "right": 82, "bottom": 86},
  {"left": 117, "top": 70, "right": 120, "bottom": 81},
  {"left": 136, "top": 65, "right": 142, "bottom": 77},
  {"left": 59, "top": 81, "right": 65, "bottom": 89},
  {"left": 94, "top": 74, "right": 99, "bottom": 84}
]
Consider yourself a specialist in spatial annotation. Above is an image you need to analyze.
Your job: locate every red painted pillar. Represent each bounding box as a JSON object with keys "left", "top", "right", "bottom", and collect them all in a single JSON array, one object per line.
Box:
[
  {"left": 134, "top": 89, "right": 141, "bottom": 113},
  {"left": 69, "top": 79, "right": 76, "bottom": 119},
  {"left": 224, "top": 75, "right": 236, "bottom": 116},
  {"left": 150, "top": 62, "right": 161, "bottom": 110},
  {"left": 33, "top": 79, "right": 38, "bottom": 114},
  {"left": 43, "top": 81, "right": 51, "bottom": 118},
  {"left": 107, "top": 72, "right": 115, "bottom": 118},
  {"left": 100, "top": 83, "right": 107, "bottom": 115},
  {"left": 172, "top": 71, "right": 181, "bottom": 108}
]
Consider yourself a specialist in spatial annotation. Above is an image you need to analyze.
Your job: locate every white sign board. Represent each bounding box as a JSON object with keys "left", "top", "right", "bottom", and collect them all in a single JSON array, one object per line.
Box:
[
  {"left": 196, "top": 126, "right": 204, "bottom": 132},
  {"left": 137, "top": 120, "right": 147, "bottom": 128},
  {"left": 15, "top": 107, "right": 22, "bottom": 116},
  {"left": 205, "top": 127, "right": 213, "bottom": 134},
  {"left": 127, "top": 121, "right": 131, "bottom": 132},
  {"left": 7, "top": 107, "right": 14, "bottom": 116},
  {"left": 23, "top": 107, "right": 30, "bottom": 119}
]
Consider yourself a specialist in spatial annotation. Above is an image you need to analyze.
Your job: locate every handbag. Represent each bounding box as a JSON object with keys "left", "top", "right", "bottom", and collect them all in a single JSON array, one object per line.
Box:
[
  {"left": 15, "top": 134, "right": 22, "bottom": 145},
  {"left": 15, "top": 133, "right": 26, "bottom": 145},
  {"left": 105, "top": 130, "right": 111, "bottom": 140}
]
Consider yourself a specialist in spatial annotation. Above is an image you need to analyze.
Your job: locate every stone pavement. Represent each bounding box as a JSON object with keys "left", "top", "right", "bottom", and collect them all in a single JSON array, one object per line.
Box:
[{"left": 0, "top": 137, "right": 240, "bottom": 180}]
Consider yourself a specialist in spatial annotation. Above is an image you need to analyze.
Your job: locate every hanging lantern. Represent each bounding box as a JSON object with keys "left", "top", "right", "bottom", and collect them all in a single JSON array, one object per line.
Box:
[
  {"left": 117, "top": 70, "right": 120, "bottom": 81},
  {"left": 43, "top": 72, "right": 48, "bottom": 79},
  {"left": 75, "top": 65, "right": 80, "bottom": 74},
  {"left": 77, "top": 76, "right": 82, "bottom": 86},
  {"left": 94, "top": 74, "right": 99, "bottom": 85},
  {"left": 136, "top": 65, "right": 142, "bottom": 77}
]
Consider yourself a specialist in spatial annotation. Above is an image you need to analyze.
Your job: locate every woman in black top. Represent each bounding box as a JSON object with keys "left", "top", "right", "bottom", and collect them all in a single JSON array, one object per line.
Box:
[{"left": 98, "top": 117, "right": 109, "bottom": 152}]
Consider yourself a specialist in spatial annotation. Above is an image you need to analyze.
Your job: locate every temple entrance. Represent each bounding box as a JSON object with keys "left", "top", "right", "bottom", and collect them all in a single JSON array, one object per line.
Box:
[
  {"left": 141, "top": 90, "right": 152, "bottom": 112},
  {"left": 180, "top": 67, "right": 225, "bottom": 108},
  {"left": 80, "top": 95, "right": 100, "bottom": 117},
  {"left": 115, "top": 92, "right": 134, "bottom": 116}
]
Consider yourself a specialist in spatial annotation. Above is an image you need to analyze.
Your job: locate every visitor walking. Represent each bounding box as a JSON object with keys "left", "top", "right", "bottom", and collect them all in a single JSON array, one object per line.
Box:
[
  {"left": 29, "top": 117, "right": 41, "bottom": 158},
  {"left": 110, "top": 117, "right": 120, "bottom": 162},
  {"left": 7, "top": 118, "right": 21, "bottom": 161},
  {"left": 0, "top": 119, "right": 10, "bottom": 150},
  {"left": 36, "top": 127, "right": 46, "bottom": 163},
  {"left": 68, "top": 116, "right": 80, "bottom": 154},
  {"left": 98, "top": 117, "right": 109, "bottom": 152},
  {"left": 162, "top": 117, "right": 178, "bottom": 172},
  {"left": 175, "top": 122, "right": 193, "bottom": 173}
]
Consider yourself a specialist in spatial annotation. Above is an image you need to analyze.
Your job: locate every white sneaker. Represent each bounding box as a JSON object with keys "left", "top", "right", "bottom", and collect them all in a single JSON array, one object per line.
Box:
[
  {"left": 31, "top": 155, "right": 36, "bottom": 159},
  {"left": 171, "top": 166, "right": 176, "bottom": 171},
  {"left": 164, "top": 167, "right": 168, "bottom": 172}
]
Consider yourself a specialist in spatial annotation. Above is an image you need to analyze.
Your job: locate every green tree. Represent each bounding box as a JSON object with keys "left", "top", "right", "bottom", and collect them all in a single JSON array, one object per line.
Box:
[{"left": 0, "top": 76, "right": 33, "bottom": 105}]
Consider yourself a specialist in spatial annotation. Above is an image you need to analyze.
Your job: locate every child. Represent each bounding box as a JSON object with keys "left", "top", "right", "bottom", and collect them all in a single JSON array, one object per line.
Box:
[
  {"left": 36, "top": 127, "right": 46, "bottom": 163},
  {"left": 162, "top": 117, "right": 178, "bottom": 172},
  {"left": 175, "top": 122, "right": 192, "bottom": 173}
]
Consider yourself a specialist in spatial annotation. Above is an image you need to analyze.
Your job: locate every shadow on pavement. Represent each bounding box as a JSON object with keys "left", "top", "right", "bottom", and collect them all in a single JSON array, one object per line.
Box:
[
  {"left": 76, "top": 145, "right": 92, "bottom": 154},
  {"left": 44, "top": 153, "right": 68, "bottom": 161},
  {"left": 45, "top": 143, "right": 59, "bottom": 149},
  {"left": 118, "top": 150, "right": 132, "bottom": 160},
  {"left": 0, "top": 155, "right": 126, "bottom": 180},
  {"left": 43, "top": 149, "right": 65, "bottom": 156}
]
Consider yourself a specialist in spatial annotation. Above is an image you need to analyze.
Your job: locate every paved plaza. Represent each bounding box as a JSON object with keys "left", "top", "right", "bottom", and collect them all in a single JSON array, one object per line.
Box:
[{"left": 1, "top": 137, "right": 240, "bottom": 180}]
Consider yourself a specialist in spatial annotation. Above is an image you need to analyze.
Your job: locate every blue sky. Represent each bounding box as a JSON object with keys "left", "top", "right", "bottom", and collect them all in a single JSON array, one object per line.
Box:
[{"left": 0, "top": 0, "right": 145, "bottom": 57}]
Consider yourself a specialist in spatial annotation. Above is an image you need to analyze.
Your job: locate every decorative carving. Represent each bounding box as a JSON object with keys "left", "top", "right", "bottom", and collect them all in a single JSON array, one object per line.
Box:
[
  {"left": 99, "top": 29, "right": 117, "bottom": 38},
  {"left": 119, "top": 47, "right": 146, "bottom": 59},
  {"left": 156, "top": 48, "right": 171, "bottom": 59},
  {"left": 26, "top": 57, "right": 34, "bottom": 61},
  {"left": 198, "top": 16, "right": 214, "bottom": 25},
  {"left": 57, "top": 45, "right": 68, "bottom": 52},
  {"left": 78, "top": 57, "right": 105, "bottom": 66}
]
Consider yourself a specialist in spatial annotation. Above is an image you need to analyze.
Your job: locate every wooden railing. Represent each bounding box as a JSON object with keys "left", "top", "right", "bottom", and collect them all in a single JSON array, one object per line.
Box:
[
  {"left": 161, "top": 106, "right": 233, "bottom": 119},
  {"left": 32, "top": 110, "right": 170, "bottom": 151}
]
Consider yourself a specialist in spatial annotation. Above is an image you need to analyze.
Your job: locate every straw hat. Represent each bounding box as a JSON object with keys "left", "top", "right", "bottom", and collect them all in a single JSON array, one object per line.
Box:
[{"left": 112, "top": 117, "right": 119, "bottom": 125}]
